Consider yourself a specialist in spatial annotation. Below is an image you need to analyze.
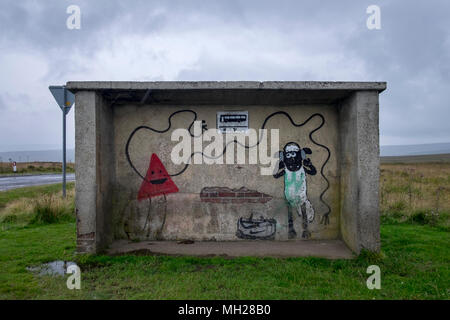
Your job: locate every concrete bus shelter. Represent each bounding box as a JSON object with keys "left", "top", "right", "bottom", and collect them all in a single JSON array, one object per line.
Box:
[{"left": 67, "top": 81, "right": 386, "bottom": 258}]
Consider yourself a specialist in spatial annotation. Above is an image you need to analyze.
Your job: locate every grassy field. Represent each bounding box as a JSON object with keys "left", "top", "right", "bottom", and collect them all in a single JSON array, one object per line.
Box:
[
  {"left": 0, "top": 162, "right": 75, "bottom": 175},
  {"left": 380, "top": 153, "right": 450, "bottom": 164},
  {"left": 380, "top": 162, "right": 450, "bottom": 229},
  {"left": 0, "top": 163, "right": 448, "bottom": 300}
]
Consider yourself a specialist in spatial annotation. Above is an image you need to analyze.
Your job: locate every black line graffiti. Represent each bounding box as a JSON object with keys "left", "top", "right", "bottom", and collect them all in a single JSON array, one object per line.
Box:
[
  {"left": 236, "top": 213, "right": 277, "bottom": 240},
  {"left": 125, "top": 110, "right": 201, "bottom": 180},
  {"left": 125, "top": 110, "right": 331, "bottom": 224},
  {"left": 264, "top": 112, "right": 331, "bottom": 225}
]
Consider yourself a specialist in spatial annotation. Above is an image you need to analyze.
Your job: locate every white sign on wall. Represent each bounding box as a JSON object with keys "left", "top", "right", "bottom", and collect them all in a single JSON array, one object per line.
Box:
[{"left": 217, "top": 111, "right": 249, "bottom": 133}]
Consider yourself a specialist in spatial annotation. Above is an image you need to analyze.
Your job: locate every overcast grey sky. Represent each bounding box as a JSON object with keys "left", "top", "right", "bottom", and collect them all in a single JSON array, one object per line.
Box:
[{"left": 0, "top": 0, "right": 449, "bottom": 151}]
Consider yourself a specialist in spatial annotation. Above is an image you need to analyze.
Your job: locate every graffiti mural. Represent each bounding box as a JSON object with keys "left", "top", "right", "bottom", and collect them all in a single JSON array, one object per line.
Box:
[
  {"left": 200, "top": 186, "right": 272, "bottom": 204},
  {"left": 138, "top": 153, "right": 179, "bottom": 200},
  {"left": 274, "top": 142, "right": 317, "bottom": 239},
  {"left": 236, "top": 213, "right": 277, "bottom": 240},
  {"left": 125, "top": 109, "right": 203, "bottom": 181},
  {"left": 125, "top": 110, "right": 332, "bottom": 241}
]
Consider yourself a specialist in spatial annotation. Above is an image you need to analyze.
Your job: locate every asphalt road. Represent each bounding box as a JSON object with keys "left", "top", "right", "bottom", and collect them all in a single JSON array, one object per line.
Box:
[{"left": 0, "top": 173, "right": 75, "bottom": 191}]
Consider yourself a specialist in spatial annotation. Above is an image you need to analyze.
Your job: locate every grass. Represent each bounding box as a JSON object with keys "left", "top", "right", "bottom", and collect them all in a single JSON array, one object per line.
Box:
[
  {"left": 0, "top": 182, "right": 75, "bottom": 211},
  {"left": 380, "top": 162, "right": 450, "bottom": 231},
  {"left": 0, "top": 222, "right": 448, "bottom": 299},
  {"left": 0, "top": 183, "right": 75, "bottom": 230},
  {"left": 380, "top": 153, "right": 450, "bottom": 164},
  {"left": 0, "top": 162, "right": 75, "bottom": 175},
  {"left": 0, "top": 163, "right": 448, "bottom": 300}
]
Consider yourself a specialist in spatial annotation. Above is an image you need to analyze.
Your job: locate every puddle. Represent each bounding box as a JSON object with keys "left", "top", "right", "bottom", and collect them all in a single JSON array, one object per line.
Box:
[{"left": 27, "top": 260, "right": 77, "bottom": 277}]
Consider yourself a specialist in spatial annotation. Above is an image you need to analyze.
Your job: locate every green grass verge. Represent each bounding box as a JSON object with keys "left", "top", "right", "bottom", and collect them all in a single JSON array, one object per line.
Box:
[
  {"left": 0, "top": 182, "right": 448, "bottom": 300},
  {"left": 0, "top": 221, "right": 448, "bottom": 300},
  {"left": 0, "top": 182, "right": 75, "bottom": 210}
]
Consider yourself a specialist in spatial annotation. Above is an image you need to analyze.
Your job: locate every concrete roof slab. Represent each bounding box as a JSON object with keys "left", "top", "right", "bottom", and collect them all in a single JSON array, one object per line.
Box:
[
  {"left": 66, "top": 81, "right": 386, "bottom": 105},
  {"left": 67, "top": 81, "right": 386, "bottom": 92}
]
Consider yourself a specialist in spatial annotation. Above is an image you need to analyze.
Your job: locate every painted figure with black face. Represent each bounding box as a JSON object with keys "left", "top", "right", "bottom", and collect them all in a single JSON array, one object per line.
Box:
[{"left": 274, "top": 142, "right": 317, "bottom": 239}]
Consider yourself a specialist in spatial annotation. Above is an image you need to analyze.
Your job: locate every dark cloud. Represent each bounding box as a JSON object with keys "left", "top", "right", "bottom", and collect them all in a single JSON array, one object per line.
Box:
[{"left": 0, "top": 0, "right": 449, "bottom": 147}]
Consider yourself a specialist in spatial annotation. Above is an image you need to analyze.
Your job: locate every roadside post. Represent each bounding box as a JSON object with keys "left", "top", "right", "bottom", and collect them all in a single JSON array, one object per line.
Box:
[{"left": 49, "top": 85, "right": 75, "bottom": 198}]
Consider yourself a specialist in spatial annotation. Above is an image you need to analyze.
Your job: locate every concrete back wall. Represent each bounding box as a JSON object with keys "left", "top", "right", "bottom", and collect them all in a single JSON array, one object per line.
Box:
[{"left": 112, "top": 104, "right": 340, "bottom": 242}]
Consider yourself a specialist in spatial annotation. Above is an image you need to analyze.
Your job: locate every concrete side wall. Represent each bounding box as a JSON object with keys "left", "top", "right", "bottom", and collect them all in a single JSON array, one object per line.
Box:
[
  {"left": 356, "top": 91, "right": 380, "bottom": 252},
  {"left": 112, "top": 104, "right": 340, "bottom": 242},
  {"left": 95, "top": 94, "right": 115, "bottom": 251},
  {"left": 339, "top": 91, "right": 380, "bottom": 253},
  {"left": 75, "top": 92, "right": 97, "bottom": 253},
  {"left": 75, "top": 91, "right": 115, "bottom": 253}
]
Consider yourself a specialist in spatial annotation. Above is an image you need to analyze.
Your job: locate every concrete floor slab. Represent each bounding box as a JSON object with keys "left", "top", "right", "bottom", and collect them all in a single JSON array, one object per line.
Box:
[{"left": 106, "top": 240, "right": 354, "bottom": 259}]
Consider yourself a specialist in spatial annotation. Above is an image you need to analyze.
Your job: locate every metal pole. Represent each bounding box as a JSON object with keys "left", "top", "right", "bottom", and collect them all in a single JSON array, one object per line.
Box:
[{"left": 62, "top": 88, "right": 67, "bottom": 198}]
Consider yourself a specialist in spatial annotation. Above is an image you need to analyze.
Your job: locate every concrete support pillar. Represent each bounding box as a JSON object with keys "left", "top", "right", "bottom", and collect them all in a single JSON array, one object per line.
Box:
[
  {"left": 75, "top": 91, "right": 115, "bottom": 253},
  {"left": 339, "top": 91, "right": 380, "bottom": 253}
]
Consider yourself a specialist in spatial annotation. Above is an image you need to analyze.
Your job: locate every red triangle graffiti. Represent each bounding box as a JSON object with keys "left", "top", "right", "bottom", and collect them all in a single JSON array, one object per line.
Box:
[{"left": 137, "top": 153, "right": 179, "bottom": 200}]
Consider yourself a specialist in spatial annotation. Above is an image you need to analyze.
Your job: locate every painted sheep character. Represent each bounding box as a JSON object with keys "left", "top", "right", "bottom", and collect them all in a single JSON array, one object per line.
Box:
[{"left": 273, "top": 142, "right": 317, "bottom": 239}]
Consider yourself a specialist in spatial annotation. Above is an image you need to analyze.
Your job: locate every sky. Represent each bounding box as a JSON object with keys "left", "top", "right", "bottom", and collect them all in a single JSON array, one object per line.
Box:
[{"left": 0, "top": 0, "right": 449, "bottom": 151}]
